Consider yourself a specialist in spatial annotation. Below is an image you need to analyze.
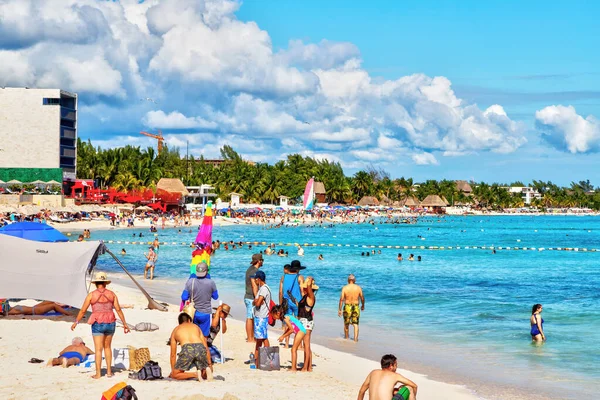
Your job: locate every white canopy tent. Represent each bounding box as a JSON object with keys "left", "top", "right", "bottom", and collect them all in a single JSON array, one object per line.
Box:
[
  {"left": 0, "top": 235, "right": 167, "bottom": 311},
  {"left": 0, "top": 235, "right": 102, "bottom": 307}
]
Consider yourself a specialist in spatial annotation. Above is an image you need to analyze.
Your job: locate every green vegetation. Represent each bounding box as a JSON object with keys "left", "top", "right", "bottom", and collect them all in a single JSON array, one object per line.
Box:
[{"left": 76, "top": 139, "right": 600, "bottom": 209}]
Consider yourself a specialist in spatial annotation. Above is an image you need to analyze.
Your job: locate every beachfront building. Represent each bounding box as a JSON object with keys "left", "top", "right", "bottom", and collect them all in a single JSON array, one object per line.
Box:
[
  {"left": 507, "top": 186, "right": 542, "bottom": 205},
  {"left": 0, "top": 87, "right": 77, "bottom": 183},
  {"left": 455, "top": 180, "right": 473, "bottom": 195},
  {"left": 185, "top": 184, "right": 217, "bottom": 206},
  {"left": 314, "top": 181, "right": 326, "bottom": 203},
  {"left": 420, "top": 194, "right": 449, "bottom": 213},
  {"left": 279, "top": 195, "right": 289, "bottom": 208},
  {"left": 230, "top": 192, "right": 242, "bottom": 207}
]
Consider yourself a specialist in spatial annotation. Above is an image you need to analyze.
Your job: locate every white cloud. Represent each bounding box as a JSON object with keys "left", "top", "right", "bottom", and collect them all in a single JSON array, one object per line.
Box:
[
  {"left": 535, "top": 105, "right": 600, "bottom": 154},
  {"left": 412, "top": 152, "right": 439, "bottom": 165},
  {"left": 276, "top": 39, "right": 360, "bottom": 70},
  {"left": 144, "top": 110, "right": 217, "bottom": 129},
  {"left": 0, "top": 0, "right": 528, "bottom": 168}
]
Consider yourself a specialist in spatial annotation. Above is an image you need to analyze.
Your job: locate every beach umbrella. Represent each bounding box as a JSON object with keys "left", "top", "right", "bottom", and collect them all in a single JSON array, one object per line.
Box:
[
  {"left": 7, "top": 179, "right": 22, "bottom": 185},
  {"left": 29, "top": 180, "right": 47, "bottom": 185},
  {"left": 0, "top": 221, "right": 69, "bottom": 242},
  {"left": 46, "top": 180, "right": 61, "bottom": 185},
  {"left": 0, "top": 180, "right": 5, "bottom": 185}
]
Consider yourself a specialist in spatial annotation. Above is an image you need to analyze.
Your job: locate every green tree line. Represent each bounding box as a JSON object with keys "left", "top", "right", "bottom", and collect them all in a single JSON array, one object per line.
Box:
[{"left": 76, "top": 139, "right": 600, "bottom": 209}]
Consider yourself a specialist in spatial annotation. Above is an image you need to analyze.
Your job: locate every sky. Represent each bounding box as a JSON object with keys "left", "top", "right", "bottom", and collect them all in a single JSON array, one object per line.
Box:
[{"left": 1, "top": 0, "right": 599, "bottom": 185}]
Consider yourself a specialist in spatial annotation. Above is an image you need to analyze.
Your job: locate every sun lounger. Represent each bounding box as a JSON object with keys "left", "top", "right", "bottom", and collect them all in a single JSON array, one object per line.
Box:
[{"left": 49, "top": 215, "right": 69, "bottom": 223}]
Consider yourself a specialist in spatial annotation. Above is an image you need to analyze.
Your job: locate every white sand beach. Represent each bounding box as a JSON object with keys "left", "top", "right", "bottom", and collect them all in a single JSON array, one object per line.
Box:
[{"left": 0, "top": 280, "right": 481, "bottom": 400}]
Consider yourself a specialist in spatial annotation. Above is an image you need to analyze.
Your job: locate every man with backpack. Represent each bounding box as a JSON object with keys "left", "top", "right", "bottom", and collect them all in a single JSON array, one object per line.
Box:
[
  {"left": 251, "top": 270, "right": 272, "bottom": 368},
  {"left": 169, "top": 313, "right": 213, "bottom": 381}
]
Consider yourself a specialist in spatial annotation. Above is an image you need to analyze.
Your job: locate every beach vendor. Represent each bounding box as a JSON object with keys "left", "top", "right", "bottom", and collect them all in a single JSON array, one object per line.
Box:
[
  {"left": 46, "top": 337, "right": 93, "bottom": 368},
  {"left": 181, "top": 262, "right": 218, "bottom": 337},
  {"left": 357, "top": 354, "right": 418, "bottom": 400},
  {"left": 169, "top": 313, "right": 213, "bottom": 381},
  {"left": 338, "top": 274, "right": 365, "bottom": 342}
]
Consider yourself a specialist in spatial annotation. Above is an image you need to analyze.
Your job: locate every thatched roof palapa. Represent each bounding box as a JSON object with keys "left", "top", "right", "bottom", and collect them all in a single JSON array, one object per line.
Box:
[
  {"left": 402, "top": 196, "right": 420, "bottom": 207},
  {"left": 420, "top": 194, "right": 448, "bottom": 207},
  {"left": 314, "top": 182, "right": 326, "bottom": 194},
  {"left": 455, "top": 180, "right": 473, "bottom": 193},
  {"left": 156, "top": 178, "right": 189, "bottom": 196},
  {"left": 358, "top": 196, "right": 379, "bottom": 206}
]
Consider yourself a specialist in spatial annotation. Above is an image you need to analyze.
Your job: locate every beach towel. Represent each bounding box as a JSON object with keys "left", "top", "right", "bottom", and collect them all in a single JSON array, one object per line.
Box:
[
  {"left": 101, "top": 382, "right": 127, "bottom": 400},
  {"left": 113, "top": 348, "right": 129, "bottom": 370}
]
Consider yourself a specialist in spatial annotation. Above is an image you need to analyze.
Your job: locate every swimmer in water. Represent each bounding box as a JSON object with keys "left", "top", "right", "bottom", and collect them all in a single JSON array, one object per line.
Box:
[
  {"left": 397, "top": 253, "right": 402, "bottom": 261},
  {"left": 408, "top": 254, "right": 414, "bottom": 261}
]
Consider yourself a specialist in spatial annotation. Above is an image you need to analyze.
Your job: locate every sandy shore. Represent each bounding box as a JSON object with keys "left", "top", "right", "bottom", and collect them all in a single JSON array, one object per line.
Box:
[{"left": 0, "top": 280, "right": 481, "bottom": 400}]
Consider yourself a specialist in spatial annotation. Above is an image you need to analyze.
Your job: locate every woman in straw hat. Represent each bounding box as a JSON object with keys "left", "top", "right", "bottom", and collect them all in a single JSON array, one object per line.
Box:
[{"left": 71, "top": 272, "right": 130, "bottom": 379}]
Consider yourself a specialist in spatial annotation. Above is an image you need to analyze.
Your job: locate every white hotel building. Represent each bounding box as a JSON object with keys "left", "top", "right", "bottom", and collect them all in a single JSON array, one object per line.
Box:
[{"left": 0, "top": 87, "right": 77, "bottom": 182}]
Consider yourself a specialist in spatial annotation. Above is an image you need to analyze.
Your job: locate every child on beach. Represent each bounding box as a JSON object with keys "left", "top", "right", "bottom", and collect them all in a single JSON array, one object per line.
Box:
[{"left": 271, "top": 301, "right": 307, "bottom": 372}]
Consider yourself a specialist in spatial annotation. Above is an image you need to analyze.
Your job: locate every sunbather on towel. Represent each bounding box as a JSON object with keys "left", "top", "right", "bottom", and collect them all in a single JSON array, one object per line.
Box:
[
  {"left": 47, "top": 337, "right": 94, "bottom": 367},
  {"left": 3, "top": 300, "right": 71, "bottom": 316}
]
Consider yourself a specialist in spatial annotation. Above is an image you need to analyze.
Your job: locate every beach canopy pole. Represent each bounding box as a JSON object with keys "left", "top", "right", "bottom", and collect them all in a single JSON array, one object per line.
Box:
[
  {"left": 219, "top": 300, "right": 224, "bottom": 364},
  {"left": 103, "top": 247, "right": 168, "bottom": 312}
]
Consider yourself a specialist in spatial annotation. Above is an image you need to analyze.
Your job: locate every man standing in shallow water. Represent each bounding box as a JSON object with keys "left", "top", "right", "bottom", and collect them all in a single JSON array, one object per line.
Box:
[
  {"left": 357, "top": 354, "right": 418, "bottom": 400},
  {"left": 338, "top": 274, "right": 365, "bottom": 342}
]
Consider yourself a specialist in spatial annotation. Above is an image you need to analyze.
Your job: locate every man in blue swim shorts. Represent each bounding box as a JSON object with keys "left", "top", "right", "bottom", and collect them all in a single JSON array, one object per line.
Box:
[{"left": 47, "top": 337, "right": 94, "bottom": 368}]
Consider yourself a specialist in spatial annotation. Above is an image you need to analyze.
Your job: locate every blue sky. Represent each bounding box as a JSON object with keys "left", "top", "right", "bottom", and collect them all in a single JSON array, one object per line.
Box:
[{"left": 1, "top": 0, "right": 599, "bottom": 185}]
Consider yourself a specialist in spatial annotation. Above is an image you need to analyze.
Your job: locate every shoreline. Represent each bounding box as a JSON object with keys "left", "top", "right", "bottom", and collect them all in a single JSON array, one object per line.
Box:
[
  {"left": 0, "top": 278, "right": 480, "bottom": 400},
  {"left": 109, "top": 273, "right": 559, "bottom": 400}
]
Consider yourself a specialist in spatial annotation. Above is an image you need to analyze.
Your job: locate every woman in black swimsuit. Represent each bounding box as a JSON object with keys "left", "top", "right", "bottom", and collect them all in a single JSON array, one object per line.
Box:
[{"left": 298, "top": 276, "right": 318, "bottom": 372}]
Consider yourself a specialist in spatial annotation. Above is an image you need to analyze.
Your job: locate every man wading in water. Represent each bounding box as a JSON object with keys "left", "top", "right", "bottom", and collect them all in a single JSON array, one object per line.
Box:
[{"left": 338, "top": 274, "right": 365, "bottom": 342}]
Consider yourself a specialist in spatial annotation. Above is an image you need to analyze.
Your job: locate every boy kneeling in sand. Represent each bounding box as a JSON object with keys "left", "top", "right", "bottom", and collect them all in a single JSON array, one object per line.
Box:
[
  {"left": 357, "top": 354, "right": 418, "bottom": 400},
  {"left": 169, "top": 313, "right": 213, "bottom": 381}
]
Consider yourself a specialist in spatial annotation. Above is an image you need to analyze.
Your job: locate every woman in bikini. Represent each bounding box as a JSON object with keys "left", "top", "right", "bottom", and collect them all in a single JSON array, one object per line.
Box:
[
  {"left": 72, "top": 272, "right": 130, "bottom": 379},
  {"left": 2, "top": 300, "right": 71, "bottom": 316},
  {"left": 530, "top": 303, "right": 546, "bottom": 342},
  {"left": 298, "top": 277, "right": 318, "bottom": 372}
]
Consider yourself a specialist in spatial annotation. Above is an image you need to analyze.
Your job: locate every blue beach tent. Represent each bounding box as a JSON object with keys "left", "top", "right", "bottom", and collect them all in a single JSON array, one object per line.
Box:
[{"left": 0, "top": 221, "right": 69, "bottom": 242}]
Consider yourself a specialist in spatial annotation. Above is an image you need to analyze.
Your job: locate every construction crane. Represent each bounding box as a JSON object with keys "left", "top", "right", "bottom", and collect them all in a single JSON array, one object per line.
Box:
[{"left": 140, "top": 130, "right": 164, "bottom": 154}]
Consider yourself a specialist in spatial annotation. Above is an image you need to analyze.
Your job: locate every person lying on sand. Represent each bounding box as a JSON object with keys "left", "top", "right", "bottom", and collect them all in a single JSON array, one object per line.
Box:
[
  {"left": 47, "top": 337, "right": 93, "bottom": 368},
  {"left": 357, "top": 354, "right": 418, "bottom": 400},
  {"left": 169, "top": 313, "right": 213, "bottom": 381},
  {"left": 2, "top": 300, "right": 71, "bottom": 316}
]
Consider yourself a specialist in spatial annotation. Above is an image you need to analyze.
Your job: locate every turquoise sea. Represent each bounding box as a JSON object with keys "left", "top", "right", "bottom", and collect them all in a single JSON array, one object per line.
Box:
[{"left": 90, "top": 215, "right": 600, "bottom": 399}]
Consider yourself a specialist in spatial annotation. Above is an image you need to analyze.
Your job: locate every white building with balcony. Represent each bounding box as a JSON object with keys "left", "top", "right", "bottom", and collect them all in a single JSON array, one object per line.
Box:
[
  {"left": 0, "top": 87, "right": 77, "bottom": 182},
  {"left": 508, "top": 186, "right": 542, "bottom": 205}
]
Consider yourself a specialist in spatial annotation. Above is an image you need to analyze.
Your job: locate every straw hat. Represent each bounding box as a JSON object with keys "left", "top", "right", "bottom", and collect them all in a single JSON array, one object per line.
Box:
[
  {"left": 213, "top": 303, "right": 231, "bottom": 317},
  {"left": 91, "top": 271, "right": 111, "bottom": 284},
  {"left": 301, "top": 278, "right": 319, "bottom": 291}
]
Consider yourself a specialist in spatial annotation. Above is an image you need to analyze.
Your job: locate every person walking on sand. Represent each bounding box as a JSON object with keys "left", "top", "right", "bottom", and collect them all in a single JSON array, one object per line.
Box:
[
  {"left": 169, "top": 313, "right": 213, "bottom": 381},
  {"left": 530, "top": 304, "right": 546, "bottom": 342},
  {"left": 144, "top": 246, "right": 157, "bottom": 280},
  {"left": 357, "top": 354, "right": 418, "bottom": 400},
  {"left": 338, "top": 274, "right": 365, "bottom": 342},
  {"left": 244, "top": 253, "right": 263, "bottom": 342},
  {"left": 181, "top": 262, "right": 218, "bottom": 337},
  {"left": 71, "top": 272, "right": 130, "bottom": 379},
  {"left": 47, "top": 337, "right": 93, "bottom": 368}
]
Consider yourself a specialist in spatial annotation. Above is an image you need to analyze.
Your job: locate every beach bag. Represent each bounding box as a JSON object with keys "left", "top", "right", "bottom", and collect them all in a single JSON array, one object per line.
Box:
[
  {"left": 113, "top": 348, "right": 129, "bottom": 370},
  {"left": 183, "top": 279, "right": 196, "bottom": 320},
  {"left": 137, "top": 360, "right": 163, "bottom": 380},
  {"left": 101, "top": 382, "right": 127, "bottom": 400},
  {"left": 258, "top": 346, "right": 280, "bottom": 371},
  {"left": 127, "top": 346, "right": 151, "bottom": 371},
  {"left": 116, "top": 385, "right": 138, "bottom": 400}
]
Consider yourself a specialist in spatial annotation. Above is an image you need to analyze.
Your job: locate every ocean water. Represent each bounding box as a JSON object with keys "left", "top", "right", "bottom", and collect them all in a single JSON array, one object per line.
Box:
[{"left": 90, "top": 215, "right": 600, "bottom": 399}]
